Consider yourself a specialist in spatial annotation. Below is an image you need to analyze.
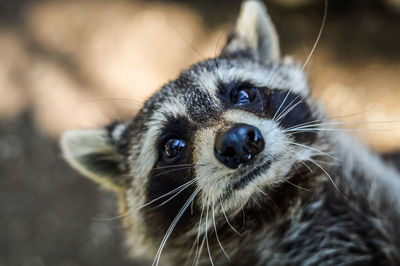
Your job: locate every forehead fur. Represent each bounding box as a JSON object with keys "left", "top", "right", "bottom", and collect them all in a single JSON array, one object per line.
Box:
[
  {"left": 139, "top": 57, "right": 309, "bottom": 125},
  {"left": 179, "top": 58, "right": 309, "bottom": 98}
]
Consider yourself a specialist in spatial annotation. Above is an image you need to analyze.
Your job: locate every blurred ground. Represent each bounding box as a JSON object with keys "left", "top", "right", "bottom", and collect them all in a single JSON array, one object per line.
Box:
[{"left": 0, "top": 0, "right": 399, "bottom": 265}]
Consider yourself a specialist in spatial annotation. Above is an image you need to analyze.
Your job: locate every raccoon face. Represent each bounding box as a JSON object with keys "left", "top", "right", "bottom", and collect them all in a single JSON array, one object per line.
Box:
[{"left": 61, "top": 0, "right": 325, "bottom": 261}]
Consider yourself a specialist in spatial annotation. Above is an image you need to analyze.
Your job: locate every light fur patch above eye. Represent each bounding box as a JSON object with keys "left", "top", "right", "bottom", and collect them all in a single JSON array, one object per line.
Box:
[
  {"left": 212, "top": 60, "right": 309, "bottom": 96},
  {"left": 129, "top": 96, "right": 189, "bottom": 181}
]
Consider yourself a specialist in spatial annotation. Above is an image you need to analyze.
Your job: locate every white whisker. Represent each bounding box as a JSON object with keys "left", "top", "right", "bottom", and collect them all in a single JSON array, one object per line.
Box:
[
  {"left": 283, "top": 177, "right": 311, "bottom": 192},
  {"left": 150, "top": 166, "right": 197, "bottom": 178},
  {"left": 306, "top": 159, "right": 348, "bottom": 201},
  {"left": 301, "top": 0, "right": 328, "bottom": 71},
  {"left": 151, "top": 163, "right": 204, "bottom": 172},
  {"left": 284, "top": 120, "right": 400, "bottom": 132},
  {"left": 255, "top": 186, "right": 281, "bottom": 215},
  {"left": 194, "top": 236, "right": 206, "bottom": 266},
  {"left": 275, "top": 97, "right": 305, "bottom": 123},
  {"left": 283, "top": 141, "right": 337, "bottom": 161},
  {"left": 250, "top": 194, "right": 262, "bottom": 208},
  {"left": 219, "top": 197, "right": 241, "bottom": 235},
  {"left": 189, "top": 202, "right": 205, "bottom": 266},
  {"left": 93, "top": 177, "right": 198, "bottom": 222},
  {"left": 283, "top": 144, "right": 324, "bottom": 174},
  {"left": 274, "top": 94, "right": 302, "bottom": 123},
  {"left": 272, "top": 87, "right": 292, "bottom": 122},
  {"left": 140, "top": 177, "right": 198, "bottom": 210},
  {"left": 153, "top": 188, "right": 201, "bottom": 266},
  {"left": 205, "top": 198, "right": 215, "bottom": 266},
  {"left": 212, "top": 198, "right": 230, "bottom": 260}
]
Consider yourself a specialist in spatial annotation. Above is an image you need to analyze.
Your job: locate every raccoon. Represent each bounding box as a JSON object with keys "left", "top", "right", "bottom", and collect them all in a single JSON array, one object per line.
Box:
[{"left": 60, "top": 1, "right": 400, "bottom": 265}]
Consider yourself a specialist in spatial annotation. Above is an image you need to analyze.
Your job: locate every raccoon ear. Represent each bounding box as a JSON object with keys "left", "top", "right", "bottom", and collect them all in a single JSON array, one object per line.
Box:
[
  {"left": 220, "top": 0, "right": 280, "bottom": 63},
  {"left": 60, "top": 128, "right": 128, "bottom": 191}
]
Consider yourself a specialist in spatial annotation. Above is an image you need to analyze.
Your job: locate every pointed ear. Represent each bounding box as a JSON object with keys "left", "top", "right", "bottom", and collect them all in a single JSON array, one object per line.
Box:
[
  {"left": 60, "top": 128, "right": 129, "bottom": 192},
  {"left": 220, "top": 0, "right": 280, "bottom": 63}
]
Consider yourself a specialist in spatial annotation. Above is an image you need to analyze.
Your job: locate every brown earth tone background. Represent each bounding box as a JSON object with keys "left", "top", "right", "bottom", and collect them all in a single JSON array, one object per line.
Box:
[{"left": 0, "top": 0, "right": 399, "bottom": 265}]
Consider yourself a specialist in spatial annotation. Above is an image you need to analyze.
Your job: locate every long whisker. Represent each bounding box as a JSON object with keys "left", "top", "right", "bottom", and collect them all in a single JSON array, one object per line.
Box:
[
  {"left": 240, "top": 207, "right": 246, "bottom": 231},
  {"left": 80, "top": 97, "right": 145, "bottom": 106},
  {"left": 256, "top": 88, "right": 265, "bottom": 117},
  {"left": 286, "top": 127, "right": 400, "bottom": 134},
  {"left": 281, "top": 141, "right": 344, "bottom": 197},
  {"left": 272, "top": 0, "right": 327, "bottom": 125},
  {"left": 94, "top": 177, "right": 197, "bottom": 222},
  {"left": 284, "top": 118, "right": 327, "bottom": 132},
  {"left": 273, "top": 146, "right": 314, "bottom": 190},
  {"left": 272, "top": 87, "right": 308, "bottom": 126},
  {"left": 275, "top": 97, "right": 306, "bottom": 123},
  {"left": 165, "top": 16, "right": 205, "bottom": 61},
  {"left": 214, "top": 28, "right": 228, "bottom": 58},
  {"left": 257, "top": 64, "right": 280, "bottom": 119},
  {"left": 255, "top": 186, "right": 280, "bottom": 215},
  {"left": 272, "top": 91, "right": 299, "bottom": 122},
  {"left": 153, "top": 188, "right": 201, "bottom": 266},
  {"left": 283, "top": 141, "right": 337, "bottom": 161},
  {"left": 285, "top": 120, "right": 400, "bottom": 132},
  {"left": 194, "top": 235, "right": 206, "bottom": 266},
  {"left": 250, "top": 194, "right": 262, "bottom": 208},
  {"left": 282, "top": 144, "right": 316, "bottom": 171},
  {"left": 151, "top": 163, "right": 204, "bottom": 172},
  {"left": 266, "top": 65, "right": 280, "bottom": 88},
  {"left": 189, "top": 201, "right": 205, "bottom": 266},
  {"left": 282, "top": 103, "right": 389, "bottom": 132},
  {"left": 255, "top": 187, "right": 269, "bottom": 198},
  {"left": 150, "top": 166, "right": 198, "bottom": 178},
  {"left": 151, "top": 180, "right": 199, "bottom": 210},
  {"left": 284, "top": 177, "right": 311, "bottom": 192},
  {"left": 301, "top": 0, "right": 328, "bottom": 72},
  {"left": 212, "top": 197, "right": 230, "bottom": 260},
  {"left": 306, "top": 159, "right": 348, "bottom": 201},
  {"left": 205, "top": 198, "right": 215, "bottom": 266},
  {"left": 139, "top": 178, "right": 197, "bottom": 209},
  {"left": 219, "top": 197, "right": 240, "bottom": 235}
]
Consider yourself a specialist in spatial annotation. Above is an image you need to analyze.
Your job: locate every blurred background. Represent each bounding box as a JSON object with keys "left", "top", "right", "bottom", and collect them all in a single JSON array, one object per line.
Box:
[{"left": 0, "top": 0, "right": 399, "bottom": 265}]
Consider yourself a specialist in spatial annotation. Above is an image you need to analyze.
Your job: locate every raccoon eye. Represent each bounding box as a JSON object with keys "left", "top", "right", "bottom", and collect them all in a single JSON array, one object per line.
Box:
[
  {"left": 163, "top": 138, "right": 186, "bottom": 159},
  {"left": 232, "top": 87, "right": 257, "bottom": 106}
]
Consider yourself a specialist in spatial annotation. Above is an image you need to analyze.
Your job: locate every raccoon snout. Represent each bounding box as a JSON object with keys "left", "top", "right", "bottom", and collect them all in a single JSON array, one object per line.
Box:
[{"left": 214, "top": 124, "right": 265, "bottom": 169}]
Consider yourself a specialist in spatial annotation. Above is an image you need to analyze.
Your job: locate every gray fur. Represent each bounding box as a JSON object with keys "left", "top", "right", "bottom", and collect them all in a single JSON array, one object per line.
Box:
[{"left": 60, "top": 1, "right": 400, "bottom": 265}]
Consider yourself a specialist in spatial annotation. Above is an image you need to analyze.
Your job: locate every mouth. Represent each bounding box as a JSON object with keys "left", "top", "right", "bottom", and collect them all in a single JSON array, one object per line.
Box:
[{"left": 232, "top": 160, "right": 271, "bottom": 190}]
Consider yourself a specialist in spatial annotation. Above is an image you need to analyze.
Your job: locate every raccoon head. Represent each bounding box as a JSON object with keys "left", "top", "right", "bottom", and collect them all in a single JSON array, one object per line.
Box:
[{"left": 61, "top": 0, "right": 327, "bottom": 263}]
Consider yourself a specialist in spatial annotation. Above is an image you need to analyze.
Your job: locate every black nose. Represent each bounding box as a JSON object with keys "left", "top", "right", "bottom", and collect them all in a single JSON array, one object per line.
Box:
[{"left": 214, "top": 124, "right": 265, "bottom": 169}]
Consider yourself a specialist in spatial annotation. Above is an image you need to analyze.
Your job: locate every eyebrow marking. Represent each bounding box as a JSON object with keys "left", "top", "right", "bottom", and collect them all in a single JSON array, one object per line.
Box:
[{"left": 130, "top": 96, "right": 190, "bottom": 180}]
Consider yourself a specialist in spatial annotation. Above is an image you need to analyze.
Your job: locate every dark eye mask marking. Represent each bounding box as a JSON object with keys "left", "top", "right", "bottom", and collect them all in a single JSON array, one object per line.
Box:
[
  {"left": 143, "top": 116, "right": 198, "bottom": 237},
  {"left": 269, "top": 90, "right": 316, "bottom": 143}
]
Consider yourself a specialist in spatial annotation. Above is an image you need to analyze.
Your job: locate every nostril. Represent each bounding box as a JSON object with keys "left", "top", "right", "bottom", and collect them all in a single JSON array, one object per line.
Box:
[
  {"left": 247, "top": 130, "right": 255, "bottom": 142},
  {"left": 222, "top": 147, "right": 237, "bottom": 158},
  {"left": 247, "top": 128, "right": 264, "bottom": 148}
]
